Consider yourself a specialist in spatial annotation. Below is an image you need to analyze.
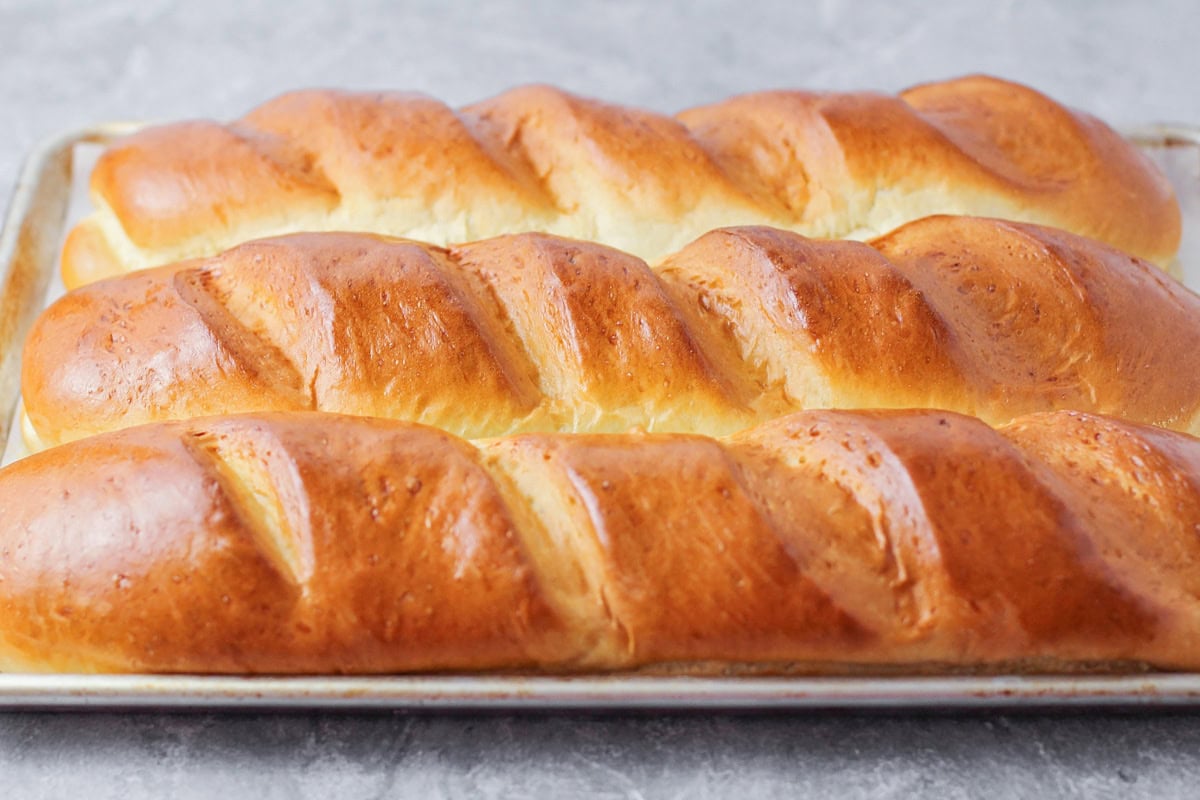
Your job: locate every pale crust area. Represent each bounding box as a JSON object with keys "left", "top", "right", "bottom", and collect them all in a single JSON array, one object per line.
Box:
[
  {"left": 1, "top": 409, "right": 1198, "bottom": 674},
  {"left": 59, "top": 75, "right": 1181, "bottom": 288},
  {"left": 23, "top": 217, "right": 1200, "bottom": 449}
]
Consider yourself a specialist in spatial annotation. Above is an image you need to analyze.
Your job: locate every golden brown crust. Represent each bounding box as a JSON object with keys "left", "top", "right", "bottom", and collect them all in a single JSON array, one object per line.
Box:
[
  {"left": 25, "top": 217, "right": 1200, "bottom": 449},
  {"left": 901, "top": 76, "right": 1178, "bottom": 264},
  {"left": 1, "top": 408, "right": 1198, "bottom": 674},
  {"left": 0, "top": 415, "right": 570, "bottom": 673},
  {"left": 61, "top": 75, "right": 1180, "bottom": 288},
  {"left": 92, "top": 121, "right": 339, "bottom": 243}
]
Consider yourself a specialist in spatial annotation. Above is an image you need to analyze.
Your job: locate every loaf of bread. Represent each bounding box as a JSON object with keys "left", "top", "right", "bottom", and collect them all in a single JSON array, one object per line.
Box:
[
  {"left": 24, "top": 215, "right": 1200, "bottom": 450},
  {"left": 60, "top": 75, "right": 1181, "bottom": 288},
  {"left": 1, "top": 408, "right": 1198, "bottom": 674}
]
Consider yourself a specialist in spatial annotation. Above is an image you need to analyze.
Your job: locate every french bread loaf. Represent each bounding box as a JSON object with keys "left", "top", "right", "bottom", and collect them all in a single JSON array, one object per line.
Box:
[
  {"left": 60, "top": 75, "right": 1181, "bottom": 288},
  {"left": 24, "top": 216, "right": 1200, "bottom": 450},
  {"left": 1, "top": 408, "right": 1199, "bottom": 674}
]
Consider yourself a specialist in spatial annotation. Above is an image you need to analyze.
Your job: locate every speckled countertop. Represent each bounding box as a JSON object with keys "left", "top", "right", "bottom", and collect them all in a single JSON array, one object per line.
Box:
[{"left": 3, "top": 1, "right": 1200, "bottom": 797}]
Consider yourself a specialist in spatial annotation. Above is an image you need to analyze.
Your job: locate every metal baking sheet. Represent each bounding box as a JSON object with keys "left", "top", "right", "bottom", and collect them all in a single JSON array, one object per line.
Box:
[{"left": 0, "top": 123, "right": 1198, "bottom": 710}]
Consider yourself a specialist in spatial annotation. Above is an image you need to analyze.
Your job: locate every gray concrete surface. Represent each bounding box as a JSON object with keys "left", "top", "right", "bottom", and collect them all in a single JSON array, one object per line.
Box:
[
  {"left": 1, "top": 709, "right": 1198, "bottom": 798},
  {"left": 3, "top": 0, "right": 1200, "bottom": 796}
]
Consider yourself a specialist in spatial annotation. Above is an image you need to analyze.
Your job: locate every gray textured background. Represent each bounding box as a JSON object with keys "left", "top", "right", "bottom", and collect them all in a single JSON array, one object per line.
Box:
[{"left": 3, "top": 0, "right": 1200, "bottom": 796}]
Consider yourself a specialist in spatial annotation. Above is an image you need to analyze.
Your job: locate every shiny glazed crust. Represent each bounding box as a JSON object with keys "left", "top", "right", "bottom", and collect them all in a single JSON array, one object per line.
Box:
[
  {"left": 59, "top": 75, "right": 1181, "bottom": 287},
  {"left": 1, "top": 408, "right": 1200, "bottom": 674},
  {"left": 24, "top": 216, "right": 1200, "bottom": 449}
]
